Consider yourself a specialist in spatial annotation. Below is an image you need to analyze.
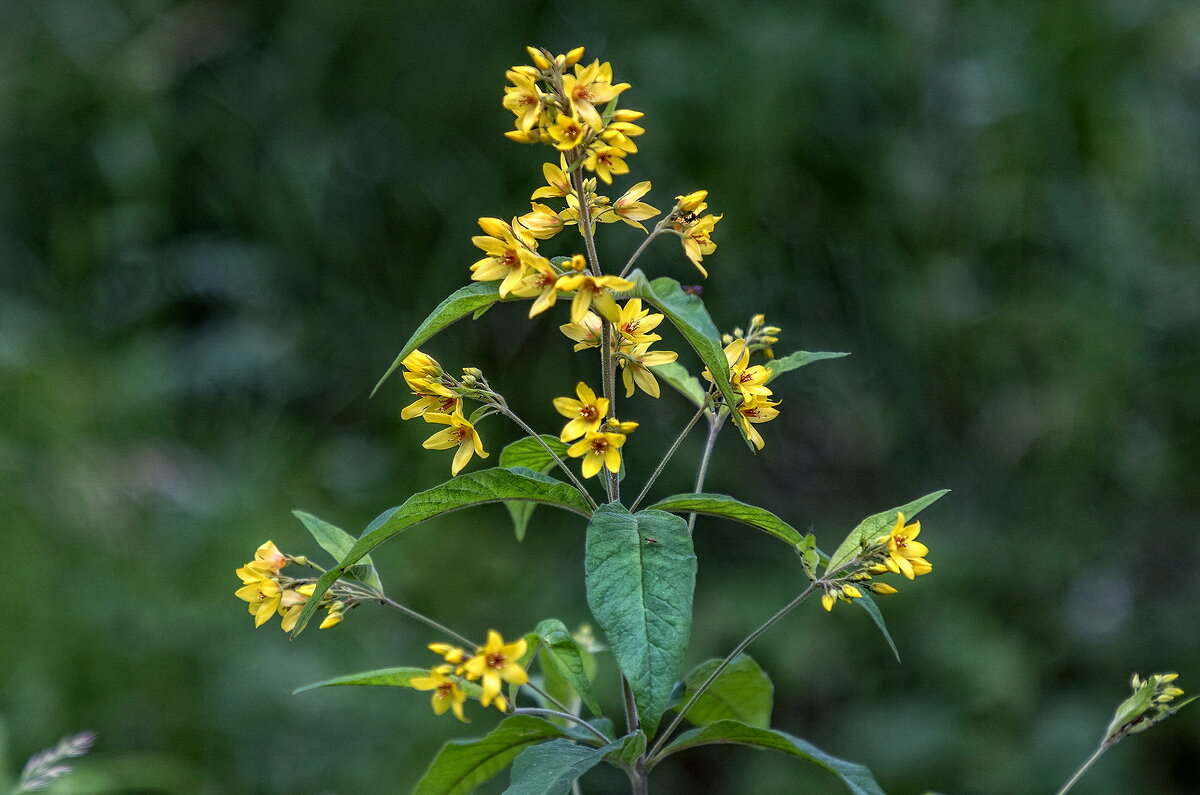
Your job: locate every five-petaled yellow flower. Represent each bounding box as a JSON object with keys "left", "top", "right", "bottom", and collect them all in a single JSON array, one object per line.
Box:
[
  {"left": 548, "top": 113, "right": 587, "bottom": 151},
  {"left": 597, "top": 181, "right": 659, "bottom": 231},
  {"left": 553, "top": 382, "right": 609, "bottom": 442},
  {"left": 411, "top": 666, "right": 469, "bottom": 722},
  {"left": 875, "top": 512, "right": 932, "bottom": 580},
  {"left": 555, "top": 274, "right": 634, "bottom": 324},
  {"left": 613, "top": 299, "right": 664, "bottom": 346},
  {"left": 567, "top": 431, "right": 627, "bottom": 478},
  {"left": 470, "top": 217, "right": 540, "bottom": 297},
  {"left": 460, "top": 630, "right": 529, "bottom": 709},
  {"left": 732, "top": 396, "right": 781, "bottom": 451},
  {"left": 618, "top": 342, "right": 679, "bottom": 398},
  {"left": 562, "top": 59, "right": 629, "bottom": 131},
  {"left": 559, "top": 311, "right": 604, "bottom": 351},
  {"left": 422, "top": 413, "right": 489, "bottom": 476}
]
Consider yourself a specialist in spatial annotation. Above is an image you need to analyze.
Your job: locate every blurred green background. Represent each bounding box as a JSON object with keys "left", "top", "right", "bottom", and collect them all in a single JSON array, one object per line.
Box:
[{"left": 2, "top": 0, "right": 1198, "bottom": 792}]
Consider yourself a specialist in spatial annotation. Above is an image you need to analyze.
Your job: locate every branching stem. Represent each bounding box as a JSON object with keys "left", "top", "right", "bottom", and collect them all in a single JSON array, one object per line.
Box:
[
  {"left": 497, "top": 404, "right": 598, "bottom": 510},
  {"left": 511, "top": 708, "right": 612, "bottom": 745},
  {"left": 687, "top": 411, "right": 726, "bottom": 533},
  {"left": 629, "top": 405, "right": 706, "bottom": 511}
]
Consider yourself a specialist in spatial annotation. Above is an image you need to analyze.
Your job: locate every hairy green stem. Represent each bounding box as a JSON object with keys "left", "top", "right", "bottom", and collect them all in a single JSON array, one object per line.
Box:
[
  {"left": 373, "top": 593, "right": 478, "bottom": 650},
  {"left": 687, "top": 412, "right": 725, "bottom": 533},
  {"left": 629, "top": 405, "right": 706, "bottom": 512},
  {"left": 512, "top": 708, "right": 612, "bottom": 744},
  {"left": 497, "top": 405, "right": 598, "bottom": 510},
  {"left": 1055, "top": 740, "right": 1111, "bottom": 795},
  {"left": 646, "top": 583, "right": 816, "bottom": 765}
]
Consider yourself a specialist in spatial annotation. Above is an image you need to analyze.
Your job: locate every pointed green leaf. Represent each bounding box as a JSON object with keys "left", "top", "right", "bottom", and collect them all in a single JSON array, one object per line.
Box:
[
  {"left": 292, "top": 666, "right": 482, "bottom": 699},
  {"left": 290, "top": 468, "right": 592, "bottom": 636},
  {"left": 585, "top": 504, "right": 696, "bottom": 737},
  {"left": 621, "top": 271, "right": 740, "bottom": 413},
  {"left": 646, "top": 493, "right": 805, "bottom": 547},
  {"left": 535, "top": 619, "right": 603, "bottom": 716},
  {"left": 414, "top": 715, "right": 566, "bottom": 795},
  {"left": 765, "top": 351, "right": 850, "bottom": 383},
  {"left": 292, "top": 511, "right": 383, "bottom": 591},
  {"left": 652, "top": 361, "right": 708, "bottom": 408},
  {"left": 604, "top": 731, "right": 646, "bottom": 767},
  {"left": 825, "top": 490, "right": 950, "bottom": 576},
  {"left": 656, "top": 720, "right": 884, "bottom": 795},
  {"left": 504, "top": 739, "right": 612, "bottom": 795},
  {"left": 679, "top": 655, "right": 773, "bottom": 729},
  {"left": 372, "top": 283, "right": 504, "bottom": 397},
  {"left": 499, "top": 436, "right": 572, "bottom": 541},
  {"left": 853, "top": 592, "right": 901, "bottom": 662}
]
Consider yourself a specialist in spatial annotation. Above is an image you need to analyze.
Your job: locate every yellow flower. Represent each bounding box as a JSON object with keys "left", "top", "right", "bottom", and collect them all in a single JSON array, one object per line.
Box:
[
  {"left": 278, "top": 583, "right": 316, "bottom": 632},
  {"left": 559, "top": 311, "right": 604, "bottom": 351},
  {"left": 732, "top": 395, "right": 781, "bottom": 450},
  {"left": 597, "top": 181, "right": 659, "bottom": 231},
  {"left": 583, "top": 145, "right": 630, "bottom": 185},
  {"left": 875, "top": 513, "right": 932, "bottom": 580},
  {"left": 704, "top": 339, "right": 773, "bottom": 404},
  {"left": 567, "top": 431, "right": 627, "bottom": 478},
  {"left": 676, "top": 190, "right": 709, "bottom": 213},
  {"left": 250, "top": 540, "right": 288, "bottom": 573},
  {"left": 402, "top": 349, "right": 443, "bottom": 381},
  {"left": 429, "top": 642, "right": 468, "bottom": 665},
  {"left": 553, "top": 382, "right": 609, "bottom": 442},
  {"left": 401, "top": 378, "right": 460, "bottom": 421},
  {"left": 422, "top": 413, "right": 489, "bottom": 476},
  {"left": 460, "top": 630, "right": 529, "bottom": 709},
  {"left": 604, "top": 417, "right": 639, "bottom": 434},
  {"left": 235, "top": 575, "right": 282, "bottom": 628},
  {"left": 516, "top": 203, "right": 565, "bottom": 240},
  {"left": 470, "top": 217, "right": 540, "bottom": 297},
  {"left": 318, "top": 608, "right": 344, "bottom": 630},
  {"left": 554, "top": 274, "right": 633, "bottom": 324},
  {"left": 411, "top": 666, "right": 469, "bottom": 722},
  {"left": 618, "top": 342, "right": 679, "bottom": 398},
  {"left": 821, "top": 585, "right": 864, "bottom": 612},
  {"left": 600, "top": 121, "right": 643, "bottom": 154},
  {"left": 680, "top": 213, "right": 721, "bottom": 278},
  {"left": 502, "top": 69, "right": 544, "bottom": 132},
  {"left": 613, "top": 298, "right": 664, "bottom": 345},
  {"left": 531, "top": 158, "right": 572, "bottom": 200},
  {"left": 562, "top": 59, "right": 629, "bottom": 130},
  {"left": 548, "top": 113, "right": 587, "bottom": 151},
  {"left": 510, "top": 259, "right": 563, "bottom": 318},
  {"left": 867, "top": 582, "right": 898, "bottom": 595}
]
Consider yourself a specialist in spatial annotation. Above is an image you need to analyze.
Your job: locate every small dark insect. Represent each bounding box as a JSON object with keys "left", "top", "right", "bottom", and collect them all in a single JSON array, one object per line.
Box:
[
  {"left": 681, "top": 285, "right": 703, "bottom": 296},
  {"left": 644, "top": 537, "right": 658, "bottom": 544}
]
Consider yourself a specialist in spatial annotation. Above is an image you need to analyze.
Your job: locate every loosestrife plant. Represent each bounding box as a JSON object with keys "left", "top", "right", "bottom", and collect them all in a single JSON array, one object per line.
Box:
[{"left": 235, "top": 46, "right": 952, "bottom": 793}]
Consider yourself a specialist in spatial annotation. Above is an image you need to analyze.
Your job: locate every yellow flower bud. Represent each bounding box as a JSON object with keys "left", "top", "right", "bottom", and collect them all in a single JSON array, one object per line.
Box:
[
  {"left": 565, "top": 46, "right": 585, "bottom": 66},
  {"left": 525, "top": 46, "right": 550, "bottom": 70},
  {"left": 676, "top": 190, "right": 708, "bottom": 212},
  {"left": 610, "top": 109, "right": 644, "bottom": 123},
  {"left": 504, "top": 129, "right": 541, "bottom": 144}
]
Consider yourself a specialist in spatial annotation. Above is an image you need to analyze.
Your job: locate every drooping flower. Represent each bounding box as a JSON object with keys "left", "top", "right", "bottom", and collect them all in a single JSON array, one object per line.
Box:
[
  {"left": 553, "top": 382, "right": 610, "bottom": 442},
  {"left": 680, "top": 213, "right": 722, "bottom": 278},
  {"left": 531, "top": 159, "right": 572, "bottom": 200},
  {"left": 567, "top": 430, "right": 627, "bottom": 478},
  {"left": 731, "top": 395, "right": 781, "bottom": 450},
  {"left": 510, "top": 258, "right": 563, "bottom": 318},
  {"left": 516, "top": 203, "right": 565, "bottom": 240},
  {"left": 401, "top": 349, "right": 444, "bottom": 382},
  {"left": 460, "top": 630, "right": 529, "bottom": 709},
  {"left": 235, "top": 574, "right": 282, "bottom": 628},
  {"left": 554, "top": 274, "right": 633, "bottom": 324},
  {"left": 422, "top": 413, "right": 489, "bottom": 476},
  {"left": 874, "top": 513, "right": 932, "bottom": 580},
  {"left": 618, "top": 342, "right": 679, "bottom": 398},
  {"left": 401, "top": 378, "right": 460, "bottom": 421},
  {"left": 502, "top": 69, "right": 544, "bottom": 132},
  {"left": 410, "top": 666, "right": 469, "bottom": 722}
]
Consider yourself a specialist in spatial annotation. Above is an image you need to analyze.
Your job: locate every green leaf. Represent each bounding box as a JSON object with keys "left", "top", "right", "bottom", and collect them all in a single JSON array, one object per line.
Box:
[
  {"left": 290, "top": 467, "right": 593, "bottom": 636},
  {"left": 585, "top": 503, "right": 696, "bottom": 737},
  {"left": 797, "top": 534, "right": 820, "bottom": 580},
  {"left": 534, "top": 619, "right": 603, "bottom": 716},
  {"left": 499, "top": 436, "right": 572, "bottom": 541},
  {"left": 292, "top": 511, "right": 383, "bottom": 591},
  {"left": 292, "top": 666, "right": 482, "bottom": 699},
  {"left": 646, "top": 493, "right": 805, "bottom": 547},
  {"left": 764, "top": 351, "right": 850, "bottom": 383},
  {"left": 679, "top": 655, "right": 773, "bottom": 729},
  {"left": 621, "top": 270, "right": 740, "bottom": 414},
  {"left": 656, "top": 720, "right": 884, "bottom": 795},
  {"left": 853, "top": 592, "right": 901, "bottom": 663},
  {"left": 825, "top": 490, "right": 950, "bottom": 576},
  {"left": 504, "top": 739, "right": 610, "bottom": 795},
  {"left": 605, "top": 731, "right": 646, "bottom": 767},
  {"left": 652, "top": 361, "right": 707, "bottom": 408},
  {"left": 414, "top": 715, "right": 566, "bottom": 795},
  {"left": 372, "top": 282, "right": 504, "bottom": 397}
]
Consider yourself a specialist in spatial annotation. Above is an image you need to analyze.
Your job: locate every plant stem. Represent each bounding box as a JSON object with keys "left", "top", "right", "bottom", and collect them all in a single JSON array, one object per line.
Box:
[
  {"left": 627, "top": 764, "right": 650, "bottom": 795},
  {"left": 512, "top": 708, "right": 612, "bottom": 744},
  {"left": 646, "top": 584, "right": 816, "bottom": 765},
  {"left": 521, "top": 680, "right": 577, "bottom": 717},
  {"left": 497, "top": 405, "right": 598, "bottom": 510},
  {"left": 617, "top": 222, "right": 665, "bottom": 278},
  {"left": 1055, "top": 740, "right": 1111, "bottom": 795},
  {"left": 622, "top": 676, "right": 640, "bottom": 733},
  {"left": 687, "top": 412, "right": 725, "bottom": 533},
  {"left": 629, "top": 405, "right": 706, "bottom": 511},
  {"left": 373, "top": 594, "right": 478, "bottom": 650}
]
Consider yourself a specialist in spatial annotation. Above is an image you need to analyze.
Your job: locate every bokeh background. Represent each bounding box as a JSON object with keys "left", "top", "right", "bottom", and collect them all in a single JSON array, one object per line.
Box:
[{"left": 2, "top": 0, "right": 1198, "bottom": 792}]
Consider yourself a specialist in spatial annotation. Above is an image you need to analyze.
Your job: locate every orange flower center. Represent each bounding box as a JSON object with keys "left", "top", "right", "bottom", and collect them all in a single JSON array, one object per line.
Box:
[
  {"left": 487, "top": 652, "right": 507, "bottom": 669},
  {"left": 436, "top": 683, "right": 454, "bottom": 698},
  {"left": 589, "top": 439, "right": 609, "bottom": 455},
  {"left": 578, "top": 405, "right": 597, "bottom": 420}
]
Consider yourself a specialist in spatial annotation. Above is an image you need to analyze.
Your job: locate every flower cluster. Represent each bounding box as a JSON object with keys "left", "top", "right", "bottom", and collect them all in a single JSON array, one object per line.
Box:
[
  {"left": 413, "top": 631, "right": 530, "bottom": 721},
  {"left": 821, "top": 513, "right": 933, "bottom": 611},
  {"left": 397, "top": 350, "right": 495, "bottom": 476},
  {"left": 234, "top": 541, "right": 345, "bottom": 631},
  {"left": 667, "top": 190, "right": 723, "bottom": 277},
  {"left": 722, "top": 313, "right": 782, "bottom": 360},
  {"left": 553, "top": 381, "right": 640, "bottom": 479},
  {"left": 1107, "top": 673, "right": 1188, "bottom": 741},
  {"left": 706, "top": 332, "right": 780, "bottom": 450}
]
